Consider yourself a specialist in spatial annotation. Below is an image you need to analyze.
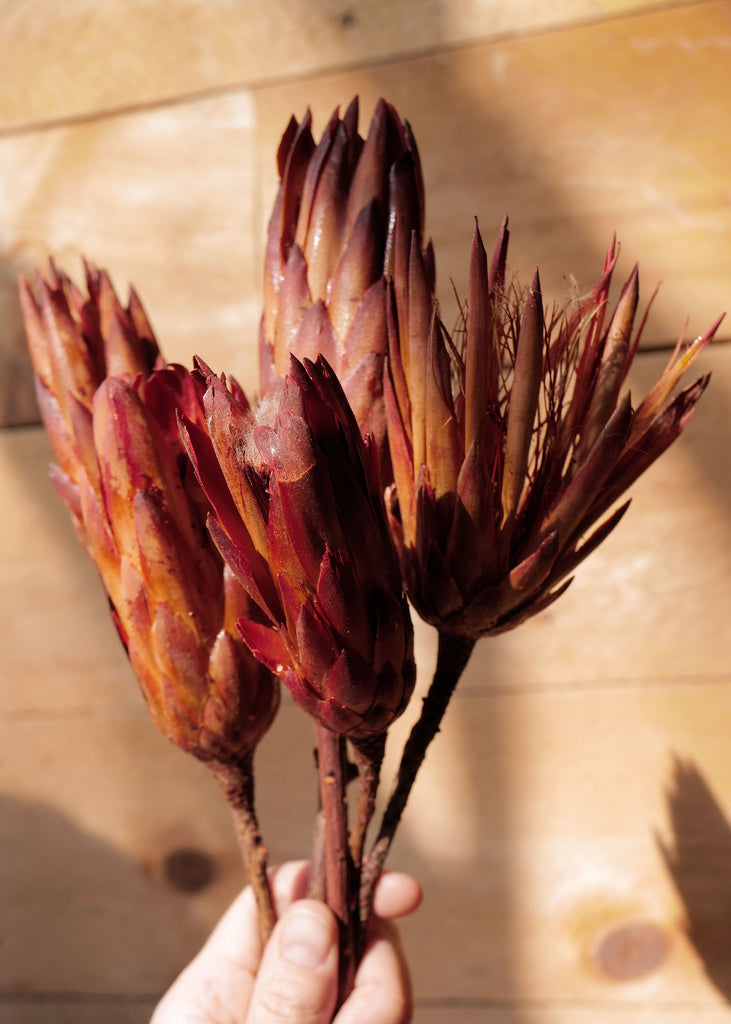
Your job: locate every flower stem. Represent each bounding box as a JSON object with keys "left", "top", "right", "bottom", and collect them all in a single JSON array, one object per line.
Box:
[
  {"left": 307, "top": 743, "right": 327, "bottom": 901},
  {"left": 315, "top": 721, "right": 356, "bottom": 1003},
  {"left": 210, "top": 755, "right": 276, "bottom": 945},
  {"left": 349, "top": 733, "right": 387, "bottom": 871},
  {"left": 307, "top": 806, "right": 327, "bottom": 902},
  {"left": 360, "top": 632, "right": 476, "bottom": 930}
]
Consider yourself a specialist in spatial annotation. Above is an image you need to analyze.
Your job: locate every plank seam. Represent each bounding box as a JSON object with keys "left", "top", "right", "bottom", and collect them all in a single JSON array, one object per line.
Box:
[{"left": 0, "top": 0, "right": 705, "bottom": 140}]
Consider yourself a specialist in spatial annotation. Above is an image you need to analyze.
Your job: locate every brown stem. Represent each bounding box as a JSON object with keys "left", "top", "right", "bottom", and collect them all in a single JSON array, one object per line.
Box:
[
  {"left": 316, "top": 721, "right": 356, "bottom": 1004},
  {"left": 349, "top": 733, "right": 387, "bottom": 871},
  {"left": 307, "top": 807, "right": 327, "bottom": 902},
  {"left": 209, "top": 754, "right": 276, "bottom": 945},
  {"left": 306, "top": 742, "right": 327, "bottom": 901},
  {"left": 360, "top": 632, "right": 476, "bottom": 931}
]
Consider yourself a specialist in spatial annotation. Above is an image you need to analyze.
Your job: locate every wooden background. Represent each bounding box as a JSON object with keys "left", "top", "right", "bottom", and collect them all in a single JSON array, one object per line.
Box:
[{"left": 1, "top": 1, "right": 730, "bottom": 1021}]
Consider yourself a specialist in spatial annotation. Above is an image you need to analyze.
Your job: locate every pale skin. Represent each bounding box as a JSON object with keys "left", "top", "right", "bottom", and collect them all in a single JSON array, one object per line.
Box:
[{"left": 152, "top": 861, "right": 422, "bottom": 1024}]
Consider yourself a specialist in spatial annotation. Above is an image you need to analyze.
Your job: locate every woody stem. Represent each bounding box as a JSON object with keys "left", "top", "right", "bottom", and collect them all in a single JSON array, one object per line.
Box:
[
  {"left": 210, "top": 754, "right": 276, "bottom": 945},
  {"left": 349, "top": 733, "right": 387, "bottom": 871},
  {"left": 359, "top": 632, "right": 476, "bottom": 931},
  {"left": 307, "top": 807, "right": 327, "bottom": 902},
  {"left": 315, "top": 721, "right": 356, "bottom": 1005}
]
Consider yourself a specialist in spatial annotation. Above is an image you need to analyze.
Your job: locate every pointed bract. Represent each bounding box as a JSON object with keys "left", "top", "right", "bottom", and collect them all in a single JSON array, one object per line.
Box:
[
  {"left": 193, "top": 356, "right": 416, "bottom": 740},
  {"left": 20, "top": 266, "right": 279, "bottom": 764},
  {"left": 260, "top": 98, "right": 431, "bottom": 477},
  {"left": 384, "top": 222, "right": 719, "bottom": 638}
]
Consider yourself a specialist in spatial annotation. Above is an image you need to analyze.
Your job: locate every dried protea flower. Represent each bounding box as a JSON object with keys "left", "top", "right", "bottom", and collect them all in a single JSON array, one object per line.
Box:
[
  {"left": 183, "top": 354, "right": 416, "bottom": 742},
  {"left": 20, "top": 265, "right": 280, "bottom": 762},
  {"left": 21, "top": 264, "right": 282, "bottom": 937},
  {"left": 384, "top": 221, "right": 723, "bottom": 638},
  {"left": 259, "top": 97, "right": 432, "bottom": 452}
]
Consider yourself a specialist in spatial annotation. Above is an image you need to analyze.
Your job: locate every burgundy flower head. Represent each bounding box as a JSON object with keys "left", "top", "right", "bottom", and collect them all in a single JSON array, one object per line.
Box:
[
  {"left": 184, "top": 354, "right": 416, "bottom": 740},
  {"left": 260, "top": 96, "right": 433, "bottom": 456},
  {"left": 20, "top": 266, "right": 279, "bottom": 762},
  {"left": 384, "top": 221, "right": 722, "bottom": 638}
]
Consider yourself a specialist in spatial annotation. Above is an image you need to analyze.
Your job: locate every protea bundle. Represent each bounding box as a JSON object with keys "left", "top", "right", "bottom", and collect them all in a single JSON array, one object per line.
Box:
[{"left": 22, "top": 98, "right": 722, "bottom": 1013}]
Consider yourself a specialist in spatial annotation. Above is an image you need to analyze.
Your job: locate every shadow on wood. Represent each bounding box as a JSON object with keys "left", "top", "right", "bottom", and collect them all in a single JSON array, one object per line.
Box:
[
  {"left": 0, "top": 794, "right": 217, "bottom": 1020},
  {"left": 658, "top": 756, "right": 731, "bottom": 1004},
  {"left": 0, "top": 245, "right": 38, "bottom": 426}
]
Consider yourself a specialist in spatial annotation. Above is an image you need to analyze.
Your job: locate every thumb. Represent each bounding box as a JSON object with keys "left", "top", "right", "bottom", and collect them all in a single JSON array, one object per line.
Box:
[{"left": 246, "top": 899, "right": 339, "bottom": 1024}]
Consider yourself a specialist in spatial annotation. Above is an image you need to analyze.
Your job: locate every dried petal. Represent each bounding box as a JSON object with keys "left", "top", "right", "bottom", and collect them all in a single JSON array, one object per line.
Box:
[
  {"left": 501, "top": 270, "right": 543, "bottom": 526},
  {"left": 195, "top": 356, "right": 416, "bottom": 739},
  {"left": 383, "top": 219, "right": 715, "bottom": 640}
]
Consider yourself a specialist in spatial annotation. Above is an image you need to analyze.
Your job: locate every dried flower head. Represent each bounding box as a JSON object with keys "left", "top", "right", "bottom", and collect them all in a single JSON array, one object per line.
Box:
[
  {"left": 20, "top": 266, "right": 279, "bottom": 762},
  {"left": 384, "top": 221, "right": 722, "bottom": 638},
  {"left": 184, "top": 354, "right": 416, "bottom": 740},
  {"left": 260, "top": 96, "right": 433, "bottom": 453}
]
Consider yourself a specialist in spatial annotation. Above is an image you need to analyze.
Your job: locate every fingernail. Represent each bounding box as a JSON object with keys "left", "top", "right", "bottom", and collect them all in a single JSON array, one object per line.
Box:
[{"left": 280, "top": 904, "right": 333, "bottom": 969}]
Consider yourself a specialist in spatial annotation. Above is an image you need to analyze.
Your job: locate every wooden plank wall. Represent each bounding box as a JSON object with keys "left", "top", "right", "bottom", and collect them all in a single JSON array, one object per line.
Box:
[{"left": 1, "top": 1, "right": 730, "bottom": 1021}]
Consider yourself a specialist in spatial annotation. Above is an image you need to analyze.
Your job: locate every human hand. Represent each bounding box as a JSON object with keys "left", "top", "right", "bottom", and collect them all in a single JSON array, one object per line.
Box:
[{"left": 151, "top": 861, "right": 422, "bottom": 1024}]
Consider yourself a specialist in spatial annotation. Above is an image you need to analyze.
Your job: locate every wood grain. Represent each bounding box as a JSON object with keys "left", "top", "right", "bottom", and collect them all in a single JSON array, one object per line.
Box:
[
  {"left": 4, "top": 673, "right": 731, "bottom": 1011},
  {"left": 2, "top": 0, "right": 674, "bottom": 131},
  {"left": 0, "top": 91, "right": 261, "bottom": 426},
  {"left": 1, "top": 2, "right": 730, "bottom": 1020},
  {"left": 253, "top": 1, "right": 731, "bottom": 349},
  {"left": 2, "top": 3, "right": 728, "bottom": 425}
]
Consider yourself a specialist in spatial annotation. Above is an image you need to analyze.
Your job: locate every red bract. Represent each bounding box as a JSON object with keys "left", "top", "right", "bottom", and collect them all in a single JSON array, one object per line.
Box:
[
  {"left": 20, "top": 261, "right": 161, "bottom": 537},
  {"left": 384, "top": 221, "right": 723, "bottom": 638},
  {"left": 259, "top": 97, "right": 432, "bottom": 453},
  {"left": 20, "top": 267, "right": 279, "bottom": 763},
  {"left": 183, "top": 355, "right": 416, "bottom": 740}
]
